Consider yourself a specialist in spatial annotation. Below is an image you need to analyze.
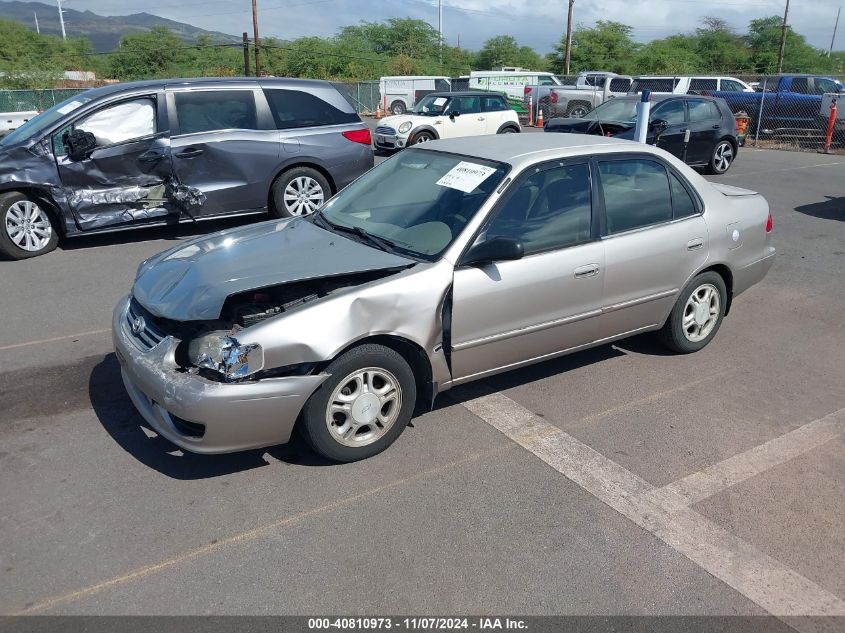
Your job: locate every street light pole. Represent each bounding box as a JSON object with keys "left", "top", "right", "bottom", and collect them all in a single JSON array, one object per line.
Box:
[
  {"left": 438, "top": 0, "right": 443, "bottom": 67},
  {"left": 564, "top": 0, "right": 574, "bottom": 75},
  {"left": 776, "top": 0, "right": 790, "bottom": 73}
]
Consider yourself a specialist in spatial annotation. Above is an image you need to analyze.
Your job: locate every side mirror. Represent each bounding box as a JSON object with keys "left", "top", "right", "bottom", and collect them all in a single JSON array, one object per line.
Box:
[
  {"left": 650, "top": 118, "right": 669, "bottom": 132},
  {"left": 448, "top": 110, "right": 461, "bottom": 120},
  {"left": 461, "top": 237, "right": 524, "bottom": 267},
  {"left": 64, "top": 128, "right": 97, "bottom": 161}
]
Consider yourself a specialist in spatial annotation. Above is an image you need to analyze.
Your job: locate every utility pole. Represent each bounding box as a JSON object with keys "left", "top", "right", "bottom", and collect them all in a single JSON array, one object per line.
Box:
[
  {"left": 564, "top": 0, "right": 574, "bottom": 75},
  {"left": 829, "top": 7, "right": 841, "bottom": 57},
  {"left": 56, "top": 0, "right": 66, "bottom": 40},
  {"left": 251, "top": 0, "right": 261, "bottom": 77},
  {"left": 438, "top": 0, "right": 443, "bottom": 67},
  {"left": 34, "top": 11, "right": 40, "bottom": 34},
  {"left": 776, "top": 0, "right": 790, "bottom": 73},
  {"left": 242, "top": 32, "right": 251, "bottom": 76}
]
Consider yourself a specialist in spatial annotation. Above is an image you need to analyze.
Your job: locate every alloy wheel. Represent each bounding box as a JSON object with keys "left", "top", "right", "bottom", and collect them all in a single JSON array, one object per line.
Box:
[
  {"left": 325, "top": 367, "right": 402, "bottom": 448},
  {"left": 714, "top": 142, "right": 734, "bottom": 173},
  {"left": 4, "top": 200, "right": 53, "bottom": 252},
  {"left": 283, "top": 176, "right": 325, "bottom": 216},
  {"left": 682, "top": 283, "right": 721, "bottom": 342}
]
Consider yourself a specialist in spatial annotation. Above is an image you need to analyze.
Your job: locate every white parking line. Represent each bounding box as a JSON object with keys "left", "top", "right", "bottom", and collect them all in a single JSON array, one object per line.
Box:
[
  {"left": 652, "top": 407, "right": 845, "bottom": 506},
  {"left": 0, "top": 329, "right": 110, "bottom": 352},
  {"left": 462, "top": 392, "right": 845, "bottom": 620}
]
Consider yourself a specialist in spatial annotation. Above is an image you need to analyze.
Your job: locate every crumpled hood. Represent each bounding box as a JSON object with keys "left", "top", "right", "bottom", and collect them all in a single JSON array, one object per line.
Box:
[{"left": 133, "top": 217, "right": 414, "bottom": 321}]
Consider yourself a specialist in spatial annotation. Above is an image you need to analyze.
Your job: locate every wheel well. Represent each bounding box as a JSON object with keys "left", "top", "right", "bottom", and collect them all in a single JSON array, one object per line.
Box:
[
  {"left": 410, "top": 128, "right": 437, "bottom": 142},
  {"left": 700, "top": 263, "right": 734, "bottom": 315},
  {"left": 497, "top": 122, "right": 520, "bottom": 133},
  {"left": 267, "top": 162, "right": 337, "bottom": 212},
  {"left": 720, "top": 136, "right": 738, "bottom": 153},
  {"left": 328, "top": 335, "right": 434, "bottom": 411}
]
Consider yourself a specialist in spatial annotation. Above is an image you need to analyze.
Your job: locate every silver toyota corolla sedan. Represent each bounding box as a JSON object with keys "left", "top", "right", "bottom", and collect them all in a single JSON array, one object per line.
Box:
[{"left": 113, "top": 134, "right": 775, "bottom": 462}]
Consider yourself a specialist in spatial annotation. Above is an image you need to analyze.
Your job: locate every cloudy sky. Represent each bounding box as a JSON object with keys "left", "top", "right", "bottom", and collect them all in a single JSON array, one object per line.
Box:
[{"left": 60, "top": 0, "right": 844, "bottom": 52}]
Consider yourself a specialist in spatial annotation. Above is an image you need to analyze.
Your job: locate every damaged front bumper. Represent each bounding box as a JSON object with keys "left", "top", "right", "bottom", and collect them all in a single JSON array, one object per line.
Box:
[{"left": 112, "top": 296, "right": 329, "bottom": 454}]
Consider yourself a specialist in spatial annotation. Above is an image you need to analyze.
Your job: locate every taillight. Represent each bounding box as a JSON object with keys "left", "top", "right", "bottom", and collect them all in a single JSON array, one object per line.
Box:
[
  {"left": 766, "top": 212, "right": 773, "bottom": 233},
  {"left": 342, "top": 129, "right": 372, "bottom": 145},
  {"left": 524, "top": 86, "right": 532, "bottom": 95}
]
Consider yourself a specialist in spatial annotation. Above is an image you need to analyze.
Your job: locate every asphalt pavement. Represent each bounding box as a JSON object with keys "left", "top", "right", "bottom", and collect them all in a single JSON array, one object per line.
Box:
[{"left": 1, "top": 140, "right": 844, "bottom": 622}]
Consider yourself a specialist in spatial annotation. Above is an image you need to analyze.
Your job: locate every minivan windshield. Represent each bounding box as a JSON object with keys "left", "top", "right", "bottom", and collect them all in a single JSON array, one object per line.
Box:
[
  {"left": 315, "top": 149, "right": 509, "bottom": 260},
  {"left": 0, "top": 94, "right": 93, "bottom": 146},
  {"left": 411, "top": 95, "right": 451, "bottom": 116}
]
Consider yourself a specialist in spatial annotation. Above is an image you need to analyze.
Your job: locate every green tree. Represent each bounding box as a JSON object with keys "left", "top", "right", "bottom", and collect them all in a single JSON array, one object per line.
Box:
[
  {"left": 548, "top": 21, "right": 638, "bottom": 74},
  {"left": 475, "top": 35, "right": 543, "bottom": 70},
  {"left": 695, "top": 17, "right": 750, "bottom": 72},
  {"left": 746, "top": 16, "right": 831, "bottom": 73},
  {"left": 634, "top": 35, "right": 702, "bottom": 74},
  {"left": 109, "top": 27, "right": 187, "bottom": 80}
]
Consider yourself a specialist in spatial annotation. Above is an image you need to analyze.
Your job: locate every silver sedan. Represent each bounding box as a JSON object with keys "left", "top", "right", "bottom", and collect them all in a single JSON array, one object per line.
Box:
[{"left": 113, "top": 134, "right": 775, "bottom": 462}]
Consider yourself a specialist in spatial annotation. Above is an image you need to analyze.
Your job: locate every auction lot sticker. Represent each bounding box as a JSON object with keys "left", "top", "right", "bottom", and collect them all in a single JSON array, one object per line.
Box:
[{"left": 436, "top": 161, "right": 497, "bottom": 193}]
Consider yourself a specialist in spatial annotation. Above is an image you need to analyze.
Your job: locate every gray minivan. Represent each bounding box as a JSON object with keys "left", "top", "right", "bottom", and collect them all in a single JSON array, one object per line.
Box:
[{"left": 0, "top": 78, "right": 374, "bottom": 259}]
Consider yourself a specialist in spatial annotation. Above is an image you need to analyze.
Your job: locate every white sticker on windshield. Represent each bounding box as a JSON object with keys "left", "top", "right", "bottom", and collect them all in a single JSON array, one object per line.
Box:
[
  {"left": 433, "top": 97, "right": 447, "bottom": 106},
  {"left": 436, "top": 161, "right": 497, "bottom": 193},
  {"left": 56, "top": 100, "right": 84, "bottom": 115}
]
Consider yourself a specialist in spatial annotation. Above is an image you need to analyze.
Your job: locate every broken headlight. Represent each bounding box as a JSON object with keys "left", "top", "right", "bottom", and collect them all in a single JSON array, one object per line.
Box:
[{"left": 187, "top": 331, "right": 264, "bottom": 381}]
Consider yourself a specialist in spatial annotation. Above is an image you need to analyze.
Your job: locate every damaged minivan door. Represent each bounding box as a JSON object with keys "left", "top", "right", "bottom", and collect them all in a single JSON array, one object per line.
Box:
[{"left": 53, "top": 93, "right": 180, "bottom": 231}]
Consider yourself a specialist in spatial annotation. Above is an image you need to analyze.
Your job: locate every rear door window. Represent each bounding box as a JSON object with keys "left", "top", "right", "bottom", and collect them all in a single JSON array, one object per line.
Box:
[
  {"left": 689, "top": 78, "right": 718, "bottom": 93},
  {"left": 174, "top": 90, "right": 258, "bottom": 134},
  {"left": 632, "top": 78, "right": 680, "bottom": 93},
  {"left": 669, "top": 172, "right": 699, "bottom": 219},
  {"left": 599, "top": 159, "right": 673, "bottom": 234},
  {"left": 720, "top": 79, "right": 746, "bottom": 92},
  {"left": 263, "top": 89, "right": 359, "bottom": 130},
  {"left": 790, "top": 78, "right": 810, "bottom": 94},
  {"left": 609, "top": 78, "right": 632, "bottom": 93},
  {"left": 688, "top": 99, "right": 720, "bottom": 122}
]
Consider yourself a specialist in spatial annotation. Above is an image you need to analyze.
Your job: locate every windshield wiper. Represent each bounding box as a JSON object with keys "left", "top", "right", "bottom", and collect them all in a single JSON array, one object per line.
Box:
[
  {"left": 310, "top": 212, "right": 336, "bottom": 231},
  {"left": 331, "top": 223, "right": 401, "bottom": 255}
]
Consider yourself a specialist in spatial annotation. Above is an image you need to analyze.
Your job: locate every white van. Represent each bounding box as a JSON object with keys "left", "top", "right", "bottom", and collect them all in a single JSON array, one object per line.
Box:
[
  {"left": 379, "top": 76, "right": 451, "bottom": 115},
  {"left": 469, "top": 70, "right": 562, "bottom": 111},
  {"left": 630, "top": 76, "right": 756, "bottom": 95}
]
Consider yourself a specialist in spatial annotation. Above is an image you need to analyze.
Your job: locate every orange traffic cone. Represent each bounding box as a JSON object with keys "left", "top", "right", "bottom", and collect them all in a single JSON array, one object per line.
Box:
[
  {"left": 375, "top": 104, "right": 383, "bottom": 119},
  {"left": 536, "top": 108, "right": 544, "bottom": 128}
]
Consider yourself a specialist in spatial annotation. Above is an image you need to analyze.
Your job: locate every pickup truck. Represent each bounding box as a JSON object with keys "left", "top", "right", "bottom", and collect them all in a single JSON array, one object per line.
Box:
[
  {"left": 524, "top": 72, "right": 632, "bottom": 118},
  {"left": 711, "top": 75, "right": 844, "bottom": 133},
  {"left": 0, "top": 110, "right": 38, "bottom": 137}
]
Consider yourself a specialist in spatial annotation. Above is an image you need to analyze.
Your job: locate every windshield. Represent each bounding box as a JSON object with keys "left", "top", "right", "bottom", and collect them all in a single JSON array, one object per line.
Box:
[
  {"left": 411, "top": 95, "right": 451, "bottom": 116},
  {"left": 316, "top": 149, "right": 509, "bottom": 260},
  {"left": 584, "top": 99, "right": 639, "bottom": 122},
  {"left": 0, "top": 94, "right": 93, "bottom": 146}
]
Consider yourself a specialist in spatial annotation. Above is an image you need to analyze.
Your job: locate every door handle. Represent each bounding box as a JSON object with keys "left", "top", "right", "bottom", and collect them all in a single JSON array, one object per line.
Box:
[
  {"left": 138, "top": 150, "right": 166, "bottom": 163},
  {"left": 574, "top": 264, "right": 600, "bottom": 278},
  {"left": 175, "top": 148, "right": 204, "bottom": 158},
  {"left": 477, "top": 117, "right": 485, "bottom": 121},
  {"left": 712, "top": 124, "right": 721, "bottom": 129},
  {"left": 687, "top": 238, "right": 704, "bottom": 250}
]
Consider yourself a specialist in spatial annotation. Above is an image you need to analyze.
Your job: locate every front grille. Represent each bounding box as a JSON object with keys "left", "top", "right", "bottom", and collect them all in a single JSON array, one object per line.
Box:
[
  {"left": 375, "top": 126, "right": 396, "bottom": 135},
  {"left": 125, "top": 297, "right": 169, "bottom": 351}
]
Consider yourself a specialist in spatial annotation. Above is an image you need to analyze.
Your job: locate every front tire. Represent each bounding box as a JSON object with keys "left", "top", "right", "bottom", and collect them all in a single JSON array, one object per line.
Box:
[
  {"left": 0, "top": 192, "right": 59, "bottom": 260},
  {"left": 410, "top": 131, "right": 435, "bottom": 145},
  {"left": 706, "top": 140, "right": 735, "bottom": 174},
  {"left": 270, "top": 167, "right": 331, "bottom": 218},
  {"left": 658, "top": 272, "right": 727, "bottom": 353},
  {"left": 299, "top": 344, "right": 417, "bottom": 463}
]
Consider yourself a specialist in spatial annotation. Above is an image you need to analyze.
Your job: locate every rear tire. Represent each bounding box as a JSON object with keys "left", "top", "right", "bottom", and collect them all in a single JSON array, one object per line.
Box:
[
  {"left": 705, "top": 140, "right": 736, "bottom": 175},
  {"left": 497, "top": 126, "right": 519, "bottom": 134},
  {"left": 0, "top": 192, "right": 59, "bottom": 260},
  {"left": 299, "top": 344, "right": 417, "bottom": 463},
  {"left": 566, "top": 102, "right": 591, "bottom": 118},
  {"left": 270, "top": 167, "right": 331, "bottom": 218},
  {"left": 390, "top": 100, "right": 407, "bottom": 115},
  {"left": 658, "top": 271, "right": 727, "bottom": 354}
]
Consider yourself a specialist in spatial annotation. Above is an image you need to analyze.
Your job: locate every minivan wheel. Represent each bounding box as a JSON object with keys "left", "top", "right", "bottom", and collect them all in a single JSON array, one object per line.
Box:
[
  {"left": 390, "top": 100, "right": 406, "bottom": 115},
  {"left": 706, "top": 140, "right": 735, "bottom": 174},
  {"left": 658, "top": 271, "right": 727, "bottom": 354},
  {"left": 0, "top": 192, "right": 59, "bottom": 260},
  {"left": 299, "top": 344, "right": 417, "bottom": 463},
  {"left": 270, "top": 167, "right": 331, "bottom": 218}
]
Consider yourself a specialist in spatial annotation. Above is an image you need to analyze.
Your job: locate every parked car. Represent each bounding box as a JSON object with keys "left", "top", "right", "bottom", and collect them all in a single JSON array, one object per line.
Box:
[
  {"left": 630, "top": 76, "right": 756, "bottom": 95},
  {"left": 710, "top": 74, "right": 845, "bottom": 133},
  {"left": 114, "top": 134, "right": 774, "bottom": 463},
  {"left": 525, "top": 72, "right": 633, "bottom": 118},
  {"left": 0, "top": 78, "right": 374, "bottom": 260},
  {"left": 379, "top": 75, "right": 452, "bottom": 116},
  {"left": 545, "top": 95, "right": 739, "bottom": 174},
  {"left": 374, "top": 91, "right": 520, "bottom": 151}
]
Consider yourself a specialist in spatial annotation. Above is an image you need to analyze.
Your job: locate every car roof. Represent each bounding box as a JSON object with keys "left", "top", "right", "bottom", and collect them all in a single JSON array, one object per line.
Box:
[
  {"left": 618, "top": 94, "right": 719, "bottom": 103},
  {"left": 74, "top": 77, "right": 335, "bottom": 99},
  {"left": 424, "top": 91, "right": 504, "bottom": 98},
  {"left": 415, "top": 133, "right": 658, "bottom": 169}
]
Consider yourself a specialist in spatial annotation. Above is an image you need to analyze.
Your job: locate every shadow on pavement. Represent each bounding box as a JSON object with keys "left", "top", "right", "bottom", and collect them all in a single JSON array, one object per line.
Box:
[
  {"left": 89, "top": 354, "right": 334, "bottom": 480},
  {"left": 794, "top": 196, "right": 844, "bottom": 222}
]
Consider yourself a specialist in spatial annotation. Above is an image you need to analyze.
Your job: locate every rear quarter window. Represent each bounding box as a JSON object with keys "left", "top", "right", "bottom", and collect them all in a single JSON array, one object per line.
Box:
[{"left": 264, "top": 89, "right": 359, "bottom": 130}]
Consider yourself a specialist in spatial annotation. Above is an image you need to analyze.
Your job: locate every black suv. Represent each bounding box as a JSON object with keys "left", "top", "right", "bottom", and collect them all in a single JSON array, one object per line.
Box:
[
  {"left": 545, "top": 95, "right": 738, "bottom": 174},
  {"left": 0, "top": 78, "right": 374, "bottom": 259}
]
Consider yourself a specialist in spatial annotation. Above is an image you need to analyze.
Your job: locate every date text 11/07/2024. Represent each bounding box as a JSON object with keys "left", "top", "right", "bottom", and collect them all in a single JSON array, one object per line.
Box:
[{"left": 307, "top": 618, "right": 528, "bottom": 630}]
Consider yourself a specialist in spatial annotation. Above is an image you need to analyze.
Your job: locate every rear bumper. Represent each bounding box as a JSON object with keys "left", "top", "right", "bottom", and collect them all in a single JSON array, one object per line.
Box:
[
  {"left": 733, "top": 247, "right": 776, "bottom": 297},
  {"left": 112, "top": 296, "right": 329, "bottom": 454}
]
